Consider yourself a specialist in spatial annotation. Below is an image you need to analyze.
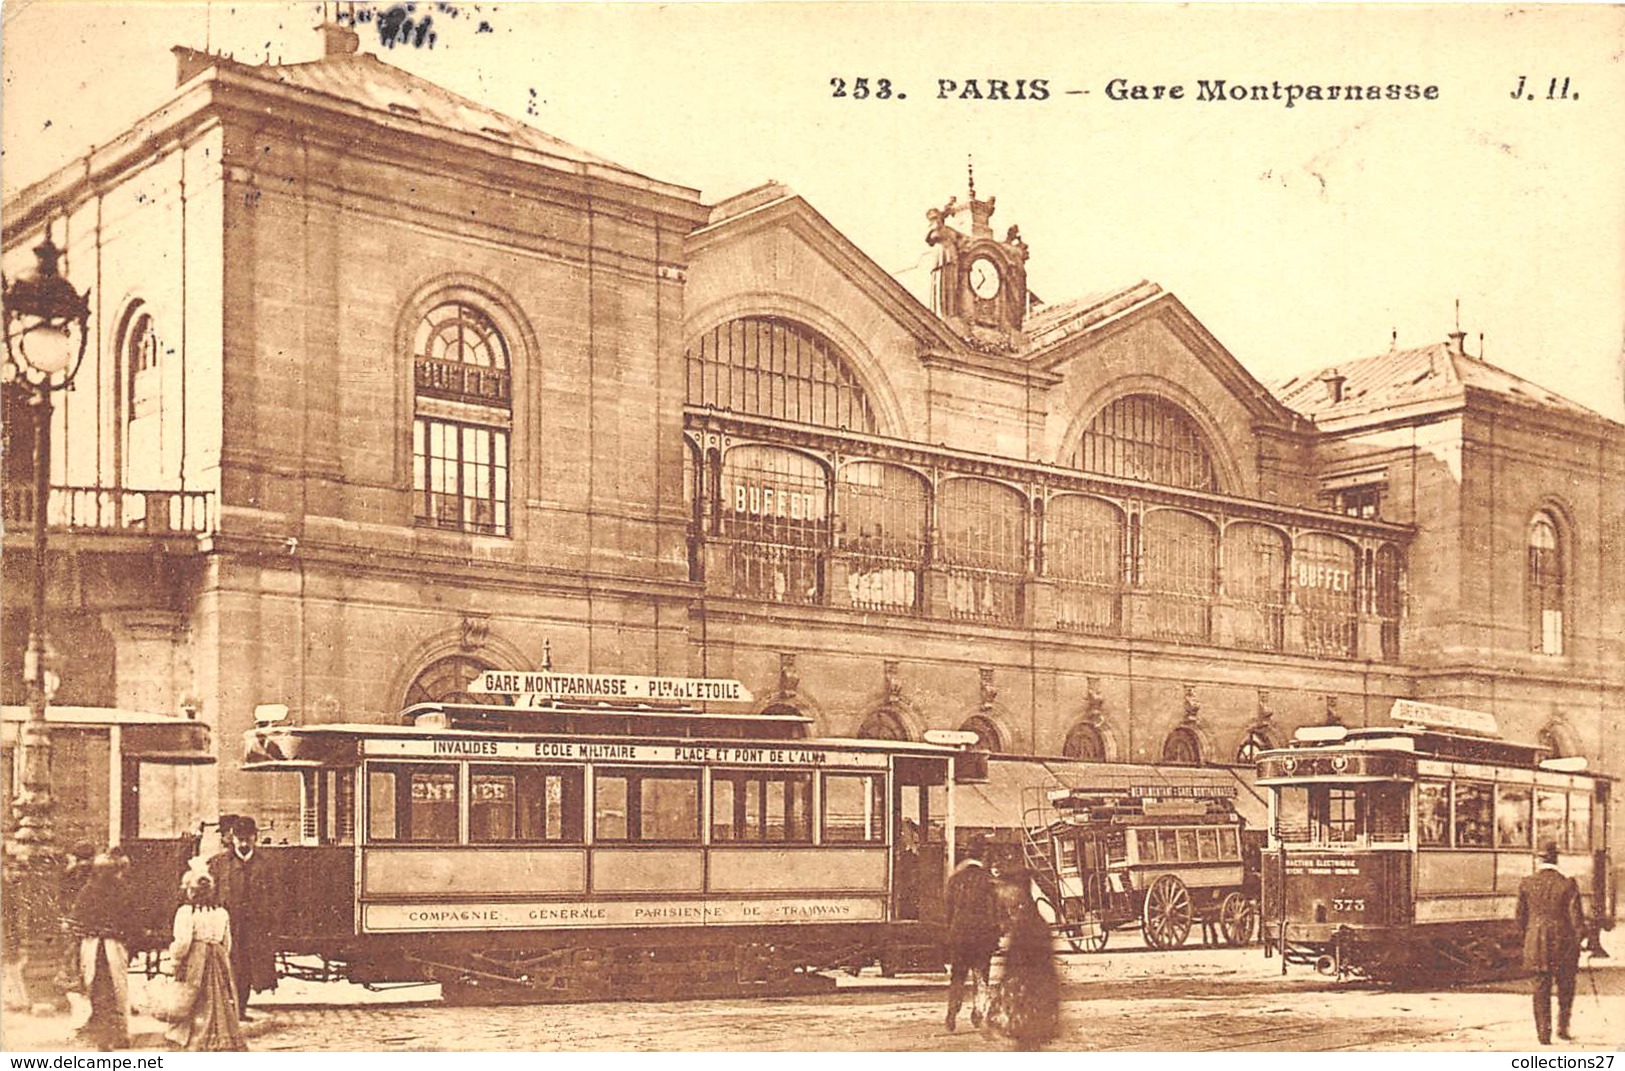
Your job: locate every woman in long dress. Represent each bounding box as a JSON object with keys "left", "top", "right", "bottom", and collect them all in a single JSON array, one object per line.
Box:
[
  {"left": 163, "top": 864, "right": 246, "bottom": 1051},
  {"left": 987, "top": 880, "right": 1061, "bottom": 1051},
  {"left": 71, "top": 850, "right": 133, "bottom": 1052}
]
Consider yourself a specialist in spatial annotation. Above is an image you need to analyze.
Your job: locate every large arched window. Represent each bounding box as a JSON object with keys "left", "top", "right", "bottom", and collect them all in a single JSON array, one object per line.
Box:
[
  {"left": 404, "top": 655, "right": 506, "bottom": 707},
  {"left": 1162, "top": 727, "right": 1204, "bottom": 766},
  {"left": 411, "top": 301, "right": 511, "bottom": 535},
  {"left": 959, "top": 715, "right": 1005, "bottom": 753},
  {"left": 1527, "top": 512, "right": 1564, "bottom": 655},
  {"left": 122, "top": 302, "right": 165, "bottom": 488},
  {"left": 1046, "top": 495, "right": 1125, "bottom": 635},
  {"left": 838, "top": 462, "right": 928, "bottom": 614},
  {"left": 857, "top": 709, "right": 911, "bottom": 741},
  {"left": 687, "top": 317, "right": 876, "bottom": 433},
  {"left": 1141, "top": 510, "right": 1217, "bottom": 642},
  {"left": 1225, "top": 523, "right": 1288, "bottom": 651},
  {"left": 1071, "top": 394, "right": 1217, "bottom": 491},
  {"left": 938, "top": 478, "right": 1026, "bottom": 624}
]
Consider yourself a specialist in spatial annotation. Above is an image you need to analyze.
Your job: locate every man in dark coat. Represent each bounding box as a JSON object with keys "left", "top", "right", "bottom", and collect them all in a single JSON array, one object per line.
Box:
[
  {"left": 1516, "top": 841, "right": 1587, "bottom": 1044},
  {"left": 208, "top": 815, "right": 277, "bottom": 1019},
  {"left": 943, "top": 835, "right": 1002, "bottom": 1032}
]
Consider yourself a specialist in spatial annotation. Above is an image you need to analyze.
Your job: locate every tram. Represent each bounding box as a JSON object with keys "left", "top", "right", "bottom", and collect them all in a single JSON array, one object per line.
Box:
[
  {"left": 1257, "top": 700, "right": 1614, "bottom": 982},
  {"left": 0, "top": 704, "right": 215, "bottom": 953},
  {"left": 1022, "top": 781, "right": 1261, "bottom": 951},
  {"left": 235, "top": 677, "right": 963, "bottom": 1002}
]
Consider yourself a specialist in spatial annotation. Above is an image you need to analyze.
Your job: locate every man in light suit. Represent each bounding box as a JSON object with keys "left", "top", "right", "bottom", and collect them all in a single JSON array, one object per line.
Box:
[{"left": 1516, "top": 841, "right": 1587, "bottom": 1045}]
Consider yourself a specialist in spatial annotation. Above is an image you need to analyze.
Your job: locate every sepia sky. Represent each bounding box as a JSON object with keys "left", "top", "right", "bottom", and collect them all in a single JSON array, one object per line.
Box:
[{"left": 3, "top": 1, "right": 1623, "bottom": 420}]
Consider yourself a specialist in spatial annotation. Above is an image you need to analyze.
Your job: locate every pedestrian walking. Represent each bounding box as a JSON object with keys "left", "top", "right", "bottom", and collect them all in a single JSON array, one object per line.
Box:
[
  {"left": 162, "top": 861, "right": 247, "bottom": 1051},
  {"left": 987, "top": 881, "right": 1061, "bottom": 1051},
  {"left": 70, "top": 849, "right": 133, "bottom": 1051},
  {"left": 57, "top": 842, "right": 97, "bottom": 993},
  {"left": 208, "top": 815, "right": 276, "bottom": 1019},
  {"left": 943, "top": 835, "right": 1002, "bottom": 1032},
  {"left": 1516, "top": 841, "right": 1587, "bottom": 1045}
]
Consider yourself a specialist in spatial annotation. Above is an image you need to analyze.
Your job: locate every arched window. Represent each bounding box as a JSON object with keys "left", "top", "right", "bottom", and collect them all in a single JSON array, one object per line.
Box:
[
  {"left": 122, "top": 304, "right": 165, "bottom": 488},
  {"left": 1234, "top": 726, "right": 1276, "bottom": 765},
  {"left": 938, "top": 478, "right": 1025, "bottom": 624},
  {"left": 1225, "top": 523, "right": 1288, "bottom": 651},
  {"left": 718, "top": 445, "right": 829, "bottom": 604},
  {"left": 1162, "top": 727, "right": 1204, "bottom": 766},
  {"left": 403, "top": 655, "right": 505, "bottom": 707},
  {"left": 686, "top": 317, "right": 876, "bottom": 433},
  {"left": 1141, "top": 510, "right": 1217, "bottom": 643},
  {"left": 959, "top": 715, "right": 1004, "bottom": 753},
  {"left": 1295, "top": 533, "right": 1358, "bottom": 658},
  {"left": 1062, "top": 722, "right": 1107, "bottom": 762},
  {"left": 1527, "top": 513, "right": 1564, "bottom": 655},
  {"left": 838, "top": 462, "right": 928, "bottom": 614},
  {"left": 1071, "top": 394, "right": 1217, "bottom": 491},
  {"left": 411, "top": 301, "right": 512, "bottom": 535},
  {"left": 1046, "top": 496, "right": 1125, "bottom": 635},
  {"left": 857, "top": 709, "right": 911, "bottom": 741}
]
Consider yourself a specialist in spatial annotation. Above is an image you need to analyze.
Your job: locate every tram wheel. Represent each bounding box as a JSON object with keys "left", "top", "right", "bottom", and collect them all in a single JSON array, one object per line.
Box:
[
  {"left": 1219, "top": 892, "right": 1259, "bottom": 947},
  {"left": 1141, "top": 875, "right": 1193, "bottom": 949}
]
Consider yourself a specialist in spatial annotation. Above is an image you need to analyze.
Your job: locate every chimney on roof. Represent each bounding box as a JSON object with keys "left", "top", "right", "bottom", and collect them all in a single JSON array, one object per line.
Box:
[
  {"left": 320, "top": 20, "right": 360, "bottom": 57},
  {"left": 1447, "top": 330, "right": 1468, "bottom": 358},
  {"left": 1320, "top": 367, "right": 1347, "bottom": 404}
]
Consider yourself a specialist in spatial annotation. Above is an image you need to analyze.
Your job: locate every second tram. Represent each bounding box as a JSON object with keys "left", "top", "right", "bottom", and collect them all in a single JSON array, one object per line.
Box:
[{"left": 1258, "top": 701, "right": 1614, "bottom": 982}]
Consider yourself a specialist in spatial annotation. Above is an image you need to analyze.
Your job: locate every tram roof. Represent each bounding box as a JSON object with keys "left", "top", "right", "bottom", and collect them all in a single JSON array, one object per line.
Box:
[
  {"left": 954, "top": 755, "right": 1268, "bottom": 832},
  {"left": 1, "top": 704, "right": 203, "bottom": 727}
]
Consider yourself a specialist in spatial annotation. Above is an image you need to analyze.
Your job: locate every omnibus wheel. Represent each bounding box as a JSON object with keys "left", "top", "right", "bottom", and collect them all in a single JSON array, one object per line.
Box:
[
  {"left": 1219, "top": 892, "right": 1259, "bottom": 947},
  {"left": 1141, "top": 875, "right": 1193, "bottom": 949},
  {"left": 1068, "top": 912, "right": 1108, "bottom": 953}
]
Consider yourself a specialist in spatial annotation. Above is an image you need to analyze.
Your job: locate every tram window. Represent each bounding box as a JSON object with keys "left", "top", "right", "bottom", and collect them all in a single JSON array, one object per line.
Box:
[
  {"left": 822, "top": 773, "right": 884, "bottom": 843},
  {"left": 302, "top": 769, "right": 357, "bottom": 845},
  {"left": 711, "top": 770, "right": 813, "bottom": 843},
  {"left": 1157, "top": 829, "right": 1179, "bottom": 860},
  {"left": 1221, "top": 827, "right": 1241, "bottom": 860},
  {"left": 1568, "top": 791, "right": 1591, "bottom": 853},
  {"left": 1196, "top": 828, "right": 1219, "bottom": 861},
  {"left": 365, "top": 764, "right": 460, "bottom": 843},
  {"left": 1454, "top": 782, "right": 1493, "bottom": 848},
  {"left": 1535, "top": 789, "right": 1566, "bottom": 852},
  {"left": 1496, "top": 785, "right": 1532, "bottom": 848},
  {"left": 1138, "top": 830, "right": 1159, "bottom": 863},
  {"left": 470, "top": 766, "right": 583, "bottom": 843},
  {"left": 1057, "top": 836, "right": 1079, "bottom": 872},
  {"left": 1367, "top": 784, "right": 1408, "bottom": 843},
  {"left": 594, "top": 770, "right": 700, "bottom": 843},
  {"left": 1275, "top": 787, "right": 1310, "bottom": 843},
  {"left": 1176, "top": 829, "right": 1198, "bottom": 860},
  {"left": 1320, "top": 788, "right": 1361, "bottom": 843},
  {"left": 1417, "top": 781, "right": 1451, "bottom": 847}
]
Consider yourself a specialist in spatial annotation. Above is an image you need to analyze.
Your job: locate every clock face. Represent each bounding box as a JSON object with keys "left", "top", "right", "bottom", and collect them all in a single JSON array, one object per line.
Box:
[{"left": 969, "top": 256, "right": 1002, "bottom": 300}]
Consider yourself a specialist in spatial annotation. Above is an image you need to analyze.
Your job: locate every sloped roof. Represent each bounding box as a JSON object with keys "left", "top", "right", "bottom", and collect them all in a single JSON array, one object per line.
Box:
[
  {"left": 1022, "top": 281, "right": 1165, "bottom": 352},
  {"left": 186, "top": 47, "right": 642, "bottom": 175},
  {"left": 1276, "top": 341, "right": 1601, "bottom": 423}
]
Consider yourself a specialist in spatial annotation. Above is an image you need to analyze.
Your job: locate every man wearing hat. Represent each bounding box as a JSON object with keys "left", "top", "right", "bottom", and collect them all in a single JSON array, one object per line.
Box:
[
  {"left": 1516, "top": 841, "right": 1587, "bottom": 1044},
  {"left": 208, "top": 815, "right": 276, "bottom": 1019},
  {"left": 943, "top": 833, "right": 1003, "bottom": 1032}
]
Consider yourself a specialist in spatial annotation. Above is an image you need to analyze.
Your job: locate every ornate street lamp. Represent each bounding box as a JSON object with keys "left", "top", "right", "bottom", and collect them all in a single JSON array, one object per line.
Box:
[{"left": 2, "top": 229, "right": 91, "bottom": 1011}]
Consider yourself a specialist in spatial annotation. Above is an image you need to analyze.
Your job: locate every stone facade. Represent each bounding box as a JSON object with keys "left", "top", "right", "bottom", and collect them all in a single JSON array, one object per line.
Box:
[{"left": 3, "top": 37, "right": 1619, "bottom": 852}]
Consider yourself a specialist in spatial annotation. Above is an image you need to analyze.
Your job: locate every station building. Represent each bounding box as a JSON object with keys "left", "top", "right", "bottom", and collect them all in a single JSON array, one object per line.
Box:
[{"left": 4, "top": 26, "right": 1621, "bottom": 846}]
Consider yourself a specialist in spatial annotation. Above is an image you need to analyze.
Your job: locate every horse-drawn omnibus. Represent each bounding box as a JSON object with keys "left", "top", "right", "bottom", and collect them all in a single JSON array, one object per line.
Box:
[{"left": 1257, "top": 700, "right": 1614, "bottom": 982}]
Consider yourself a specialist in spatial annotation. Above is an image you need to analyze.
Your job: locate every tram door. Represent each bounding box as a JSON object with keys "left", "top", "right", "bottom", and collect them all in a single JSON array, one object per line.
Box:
[{"left": 894, "top": 758, "right": 949, "bottom": 921}]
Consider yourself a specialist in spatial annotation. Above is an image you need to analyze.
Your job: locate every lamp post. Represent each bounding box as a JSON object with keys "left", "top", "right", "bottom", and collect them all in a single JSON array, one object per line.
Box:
[{"left": 2, "top": 231, "right": 91, "bottom": 1012}]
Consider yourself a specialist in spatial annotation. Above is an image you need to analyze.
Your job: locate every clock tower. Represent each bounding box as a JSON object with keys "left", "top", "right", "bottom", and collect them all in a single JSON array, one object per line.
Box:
[{"left": 925, "top": 168, "right": 1030, "bottom": 349}]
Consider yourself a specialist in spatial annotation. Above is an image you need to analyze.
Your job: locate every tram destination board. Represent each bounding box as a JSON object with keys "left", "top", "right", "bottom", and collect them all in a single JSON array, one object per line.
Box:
[{"left": 470, "top": 671, "right": 753, "bottom": 704}]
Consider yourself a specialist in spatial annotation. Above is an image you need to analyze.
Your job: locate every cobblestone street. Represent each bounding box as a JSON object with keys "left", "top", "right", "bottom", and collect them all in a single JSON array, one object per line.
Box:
[{"left": 6, "top": 946, "right": 1618, "bottom": 1052}]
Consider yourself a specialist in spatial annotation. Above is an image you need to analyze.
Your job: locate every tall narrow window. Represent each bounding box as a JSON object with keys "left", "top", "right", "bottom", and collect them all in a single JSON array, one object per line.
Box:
[
  {"left": 718, "top": 446, "right": 829, "bottom": 604},
  {"left": 1375, "top": 543, "right": 1403, "bottom": 662},
  {"left": 1141, "top": 510, "right": 1216, "bottom": 642},
  {"left": 1070, "top": 394, "right": 1218, "bottom": 491},
  {"left": 1225, "top": 523, "right": 1288, "bottom": 651},
  {"left": 938, "top": 478, "right": 1025, "bottom": 625},
  {"left": 1527, "top": 512, "right": 1564, "bottom": 655},
  {"left": 411, "top": 301, "right": 511, "bottom": 535},
  {"left": 1046, "top": 496, "right": 1125, "bottom": 635},
  {"left": 838, "top": 462, "right": 928, "bottom": 614},
  {"left": 1296, "top": 534, "right": 1359, "bottom": 658},
  {"left": 123, "top": 305, "right": 166, "bottom": 493}
]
